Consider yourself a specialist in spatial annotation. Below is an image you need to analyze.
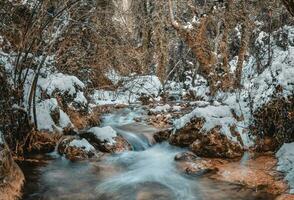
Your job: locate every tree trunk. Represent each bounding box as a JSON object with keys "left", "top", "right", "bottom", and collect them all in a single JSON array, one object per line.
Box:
[{"left": 235, "top": 23, "right": 250, "bottom": 88}]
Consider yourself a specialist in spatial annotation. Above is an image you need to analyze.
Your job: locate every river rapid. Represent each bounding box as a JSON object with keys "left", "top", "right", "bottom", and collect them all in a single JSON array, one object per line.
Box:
[{"left": 20, "top": 106, "right": 273, "bottom": 200}]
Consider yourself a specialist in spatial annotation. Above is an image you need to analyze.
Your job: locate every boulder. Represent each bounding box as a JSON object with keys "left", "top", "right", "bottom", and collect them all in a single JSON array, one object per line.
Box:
[
  {"left": 58, "top": 136, "right": 97, "bottom": 161},
  {"left": 149, "top": 114, "right": 172, "bottom": 128},
  {"left": 169, "top": 118, "right": 204, "bottom": 147},
  {"left": 175, "top": 153, "right": 221, "bottom": 176},
  {"left": 190, "top": 128, "right": 244, "bottom": 159},
  {"left": 170, "top": 117, "right": 243, "bottom": 159},
  {"left": 153, "top": 129, "right": 172, "bottom": 143},
  {"left": 79, "top": 126, "right": 131, "bottom": 153}
]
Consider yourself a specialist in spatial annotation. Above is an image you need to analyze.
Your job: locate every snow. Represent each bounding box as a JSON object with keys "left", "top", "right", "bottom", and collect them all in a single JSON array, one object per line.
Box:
[
  {"left": 189, "top": 101, "right": 210, "bottom": 107},
  {"left": 91, "top": 90, "right": 129, "bottom": 105},
  {"left": 172, "top": 105, "right": 182, "bottom": 112},
  {"left": 59, "top": 110, "right": 72, "bottom": 128},
  {"left": 121, "top": 75, "right": 162, "bottom": 101},
  {"left": 92, "top": 75, "right": 162, "bottom": 105},
  {"left": 150, "top": 104, "right": 171, "bottom": 113},
  {"left": 68, "top": 138, "right": 95, "bottom": 152},
  {"left": 188, "top": 75, "right": 210, "bottom": 101},
  {"left": 173, "top": 102, "right": 253, "bottom": 146},
  {"left": 36, "top": 98, "right": 72, "bottom": 131},
  {"left": 247, "top": 52, "right": 294, "bottom": 111},
  {"left": 174, "top": 104, "right": 236, "bottom": 138},
  {"left": 87, "top": 126, "right": 117, "bottom": 144},
  {"left": 240, "top": 26, "right": 294, "bottom": 111},
  {"left": 36, "top": 98, "right": 59, "bottom": 131},
  {"left": 172, "top": 25, "right": 294, "bottom": 147},
  {"left": 106, "top": 69, "right": 121, "bottom": 85},
  {"left": 38, "top": 73, "right": 85, "bottom": 96},
  {"left": 276, "top": 143, "right": 294, "bottom": 194},
  {"left": 74, "top": 91, "right": 88, "bottom": 105},
  {"left": 164, "top": 73, "right": 210, "bottom": 102},
  {"left": 149, "top": 104, "right": 182, "bottom": 113}
]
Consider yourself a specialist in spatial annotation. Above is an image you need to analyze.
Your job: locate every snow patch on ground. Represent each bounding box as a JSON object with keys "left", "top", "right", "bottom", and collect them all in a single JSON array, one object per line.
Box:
[
  {"left": 164, "top": 74, "right": 210, "bottom": 102},
  {"left": 150, "top": 104, "right": 171, "bottom": 113},
  {"left": 87, "top": 126, "right": 117, "bottom": 144},
  {"left": 69, "top": 138, "right": 95, "bottom": 152},
  {"left": 91, "top": 90, "right": 129, "bottom": 105},
  {"left": 276, "top": 143, "right": 294, "bottom": 194},
  {"left": 92, "top": 75, "right": 162, "bottom": 105},
  {"left": 172, "top": 105, "right": 182, "bottom": 112}
]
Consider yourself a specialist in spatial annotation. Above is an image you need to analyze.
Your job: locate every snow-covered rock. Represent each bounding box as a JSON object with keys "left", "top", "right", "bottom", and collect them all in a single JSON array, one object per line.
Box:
[
  {"left": 174, "top": 104, "right": 238, "bottom": 142},
  {"left": 276, "top": 143, "right": 294, "bottom": 194},
  {"left": 88, "top": 126, "right": 117, "bottom": 144},
  {"left": 172, "top": 25, "right": 294, "bottom": 149},
  {"left": 36, "top": 98, "right": 72, "bottom": 132},
  {"left": 73, "top": 91, "right": 88, "bottom": 105},
  {"left": 87, "top": 126, "right": 117, "bottom": 145},
  {"left": 80, "top": 126, "right": 131, "bottom": 153},
  {"left": 68, "top": 138, "right": 95, "bottom": 152},
  {"left": 38, "top": 72, "right": 85, "bottom": 96},
  {"left": 58, "top": 136, "right": 97, "bottom": 161}
]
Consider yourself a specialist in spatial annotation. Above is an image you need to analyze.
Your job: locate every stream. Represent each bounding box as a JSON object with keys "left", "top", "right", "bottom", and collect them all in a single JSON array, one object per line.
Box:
[{"left": 20, "top": 106, "right": 274, "bottom": 200}]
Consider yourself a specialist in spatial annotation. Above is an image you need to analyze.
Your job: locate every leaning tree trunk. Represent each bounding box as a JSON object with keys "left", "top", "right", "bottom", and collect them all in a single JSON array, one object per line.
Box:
[{"left": 282, "top": 0, "right": 294, "bottom": 16}]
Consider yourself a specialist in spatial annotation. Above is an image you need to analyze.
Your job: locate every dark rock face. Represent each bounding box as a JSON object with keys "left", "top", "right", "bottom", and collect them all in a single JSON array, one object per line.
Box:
[
  {"left": 153, "top": 129, "right": 172, "bottom": 143},
  {"left": 190, "top": 128, "right": 244, "bottom": 159},
  {"left": 170, "top": 118, "right": 243, "bottom": 159},
  {"left": 169, "top": 118, "right": 203, "bottom": 147},
  {"left": 253, "top": 96, "right": 294, "bottom": 151},
  {"left": 169, "top": 118, "right": 204, "bottom": 147}
]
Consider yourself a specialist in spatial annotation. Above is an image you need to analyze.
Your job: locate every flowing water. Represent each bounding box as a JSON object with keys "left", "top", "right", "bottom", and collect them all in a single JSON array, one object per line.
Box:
[{"left": 20, "top": 106, "right": 274, "bottom": 200}]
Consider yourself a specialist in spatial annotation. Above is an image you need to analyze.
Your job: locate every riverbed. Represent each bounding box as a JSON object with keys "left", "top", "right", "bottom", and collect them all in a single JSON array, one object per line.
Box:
[{"left": 19, "top": 106, "right": 275, "bottom": 200}]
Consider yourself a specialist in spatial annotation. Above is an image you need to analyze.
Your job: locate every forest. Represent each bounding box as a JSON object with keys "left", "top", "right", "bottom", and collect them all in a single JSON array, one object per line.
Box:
[{"left": 0, "top": 0, "right": 293, "bottom": 199}]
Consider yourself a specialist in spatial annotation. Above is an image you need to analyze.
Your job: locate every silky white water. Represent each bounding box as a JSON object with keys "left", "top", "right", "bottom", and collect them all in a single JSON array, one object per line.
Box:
[{"left": 21, "top": 107, "right": 273, "bottom": 200}]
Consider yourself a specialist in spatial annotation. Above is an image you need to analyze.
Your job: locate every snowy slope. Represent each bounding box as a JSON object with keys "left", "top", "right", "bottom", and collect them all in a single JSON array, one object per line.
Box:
[{"left": 276, "top": 143, "right": 294, "bottom": 194}]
